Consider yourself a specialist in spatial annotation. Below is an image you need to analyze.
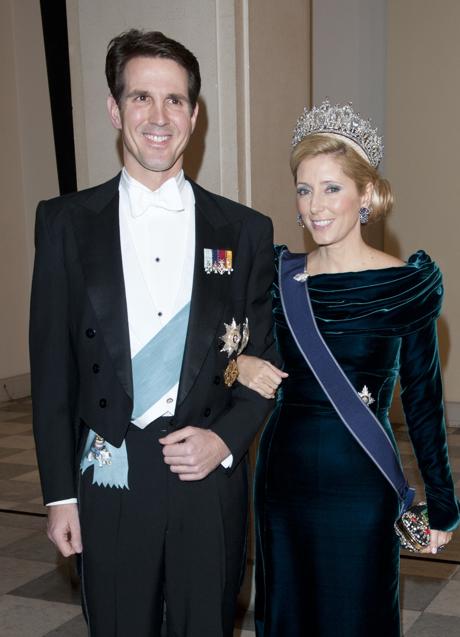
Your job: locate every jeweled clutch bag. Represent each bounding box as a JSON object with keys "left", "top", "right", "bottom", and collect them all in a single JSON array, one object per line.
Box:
[{"left": 394, "top": 502, "right": 430, "bottom": 552}]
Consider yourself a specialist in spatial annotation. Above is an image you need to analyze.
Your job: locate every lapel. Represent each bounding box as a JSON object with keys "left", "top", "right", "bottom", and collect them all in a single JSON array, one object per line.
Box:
[
  {"left": 71, "top": 174, "right": 133, "bottom": 400},
  {"left": 177, "top": 182, "right": 240, "bottom": 405}
]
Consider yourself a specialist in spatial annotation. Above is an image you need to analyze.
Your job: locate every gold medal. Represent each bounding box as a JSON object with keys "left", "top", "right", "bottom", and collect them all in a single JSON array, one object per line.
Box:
[{"left": 224, "top": 359, "right": 239, "bottom": 387}]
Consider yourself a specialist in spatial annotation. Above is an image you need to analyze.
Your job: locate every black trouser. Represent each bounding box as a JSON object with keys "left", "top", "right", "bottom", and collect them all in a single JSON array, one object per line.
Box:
[{"left": 78, "top": 418, "right": 247, "bottom": 637}]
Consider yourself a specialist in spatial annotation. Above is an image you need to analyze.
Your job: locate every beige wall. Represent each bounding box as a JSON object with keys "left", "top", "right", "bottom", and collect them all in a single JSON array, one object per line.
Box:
[
  {"left": 0, "top": 0, "right": 58, "bottom": 396},
  {"left": 312, "top": 0, "right": 387, "bottom": 251},
  {"left": 386, "top": 0, "right": 460, "bottom": 407},
  {"left": 246, "top": 0, "right": 310, "bottom": 252}
]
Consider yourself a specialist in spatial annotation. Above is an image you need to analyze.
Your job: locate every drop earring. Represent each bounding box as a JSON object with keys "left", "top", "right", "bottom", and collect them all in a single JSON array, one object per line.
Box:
[
  {"left": 359, "top": 207, "right": 370, "bottom": 224},
  {"left": 296, "top": 212, "right": 305, "bottom": 228}
]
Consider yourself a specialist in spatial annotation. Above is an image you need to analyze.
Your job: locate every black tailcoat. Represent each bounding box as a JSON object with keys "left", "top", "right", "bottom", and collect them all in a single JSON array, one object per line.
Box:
[{"left": 30, "top": 172, "right": 278, "bottom": 517}]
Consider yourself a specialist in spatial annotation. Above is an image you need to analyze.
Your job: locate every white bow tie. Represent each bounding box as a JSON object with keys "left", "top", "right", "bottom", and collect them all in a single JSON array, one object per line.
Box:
[{"left": 129, "top": 178, "right": 184, "bottom": 217}]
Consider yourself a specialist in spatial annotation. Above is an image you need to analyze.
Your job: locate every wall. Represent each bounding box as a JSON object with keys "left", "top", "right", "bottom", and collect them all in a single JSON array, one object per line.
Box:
[
  {"left": 385, "top": 0, "right": 460, "bottom": 419},
  {"left": 312, "top": 0, "right": 387, "bottom": 250},
  {"left": 246, "top": 0, "right": 310, "bottom": 252},
  {"left": 0, "top": 0, "right": 59, "bottom": 400}
]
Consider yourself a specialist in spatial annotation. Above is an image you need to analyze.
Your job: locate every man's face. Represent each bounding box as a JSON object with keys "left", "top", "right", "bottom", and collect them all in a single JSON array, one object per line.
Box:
[{"left": 107, "top": 56, "right": 198, "bottom": 189}]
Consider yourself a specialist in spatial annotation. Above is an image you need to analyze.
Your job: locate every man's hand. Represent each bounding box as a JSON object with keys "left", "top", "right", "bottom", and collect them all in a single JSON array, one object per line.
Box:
[
  {"left": 159, "top": 427, "right": 231, "bottom": 481},
  {"left": 47, "top": 503, "right": 82, "bottom": 557}
]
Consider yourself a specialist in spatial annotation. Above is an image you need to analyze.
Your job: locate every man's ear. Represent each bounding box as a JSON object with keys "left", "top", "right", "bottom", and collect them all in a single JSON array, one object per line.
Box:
[
  {"left": 107, "top": 95, "right": 122, "bottom": 130},
  {"left": 190, "top": 102, "right": 199, "bottom": 134}
]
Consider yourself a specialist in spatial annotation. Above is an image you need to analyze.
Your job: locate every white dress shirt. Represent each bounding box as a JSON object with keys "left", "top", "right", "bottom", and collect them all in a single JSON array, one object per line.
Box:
[{"left": 119, "top": 168, "right": 195, "bottom": 426}]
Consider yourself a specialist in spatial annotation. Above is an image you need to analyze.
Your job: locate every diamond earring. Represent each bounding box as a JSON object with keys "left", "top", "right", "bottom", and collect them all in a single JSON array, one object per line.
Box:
[
  {"left": 359, "top": 207, "right": 370, "bottom": 224},
  {"left": 296, "top": 212, "right": 305, "bottom": 228}
]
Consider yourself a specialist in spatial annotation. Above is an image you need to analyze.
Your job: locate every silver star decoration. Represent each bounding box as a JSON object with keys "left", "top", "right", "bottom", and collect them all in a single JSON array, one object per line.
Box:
[
  {"left": 237, "top": 318, "right": 249, "bottom": 355},
  {"left": 358, "top": 385, "right": 375, "bottom": 406},
  {"left": 219, "top": 319, "right": 241, "bottom": 358}
]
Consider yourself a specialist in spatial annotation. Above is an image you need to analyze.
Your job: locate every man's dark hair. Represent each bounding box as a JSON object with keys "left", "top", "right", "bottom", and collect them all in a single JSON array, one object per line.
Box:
[{"left": 105, "top": 29, "right": 201, "bottom": 109}]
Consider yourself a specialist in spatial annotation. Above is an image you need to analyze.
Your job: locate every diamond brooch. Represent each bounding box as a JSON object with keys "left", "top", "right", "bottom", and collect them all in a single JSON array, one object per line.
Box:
[{"left": 358, "top": 385, "right": 375, "bottom": 406}]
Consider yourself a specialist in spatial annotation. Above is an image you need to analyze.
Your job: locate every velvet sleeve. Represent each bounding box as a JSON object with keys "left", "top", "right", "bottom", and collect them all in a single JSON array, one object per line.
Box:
[{"left": 399, "top": 321, "right": 460, "bottom": 531}]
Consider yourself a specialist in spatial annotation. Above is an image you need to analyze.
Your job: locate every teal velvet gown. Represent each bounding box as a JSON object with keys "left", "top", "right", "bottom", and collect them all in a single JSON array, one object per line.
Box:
[{"left": 254, "top": 248, "right": 460, "bottom": 637}]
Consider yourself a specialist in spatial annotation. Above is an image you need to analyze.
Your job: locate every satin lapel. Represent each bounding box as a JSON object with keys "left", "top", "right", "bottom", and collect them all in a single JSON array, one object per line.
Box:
[
  {"left": 72, "top": 179, "right": 133, "bottom": 399},
  {"left": 177, "top": 190, "right": 239, "bottom": 405}
]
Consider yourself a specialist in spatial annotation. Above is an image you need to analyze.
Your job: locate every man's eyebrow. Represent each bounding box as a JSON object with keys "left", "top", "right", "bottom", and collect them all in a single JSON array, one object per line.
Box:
[
  {"left": 123, "top": 89, "right": 190, "bottom": 102},
  {"left": 124, "top": 89, "right": 149, "bottom": 98},
  {"left": 166, "top": 92, "right": 190, "bottom": 102}
]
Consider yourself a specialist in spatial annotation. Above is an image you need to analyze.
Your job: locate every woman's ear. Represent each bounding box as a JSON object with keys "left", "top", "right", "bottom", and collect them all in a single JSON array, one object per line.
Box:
[{"left": 362, "top": 181, "right": 374, "bottom": 208}]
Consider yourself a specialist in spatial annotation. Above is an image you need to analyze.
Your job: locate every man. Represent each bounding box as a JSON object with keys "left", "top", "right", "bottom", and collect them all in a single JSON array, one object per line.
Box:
[{"left": 30, "top": 29, "right": 278, "bottom": 637}]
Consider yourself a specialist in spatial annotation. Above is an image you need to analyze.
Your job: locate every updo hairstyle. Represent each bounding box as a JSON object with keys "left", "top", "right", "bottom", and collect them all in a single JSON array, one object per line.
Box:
[{"left": 290, "top": 134, "right": 393, "bottom": 221}]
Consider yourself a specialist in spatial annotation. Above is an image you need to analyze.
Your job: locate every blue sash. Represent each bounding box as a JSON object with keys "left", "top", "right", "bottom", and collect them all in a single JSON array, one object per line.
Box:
[
  {"left": 278, "top": 249, "right": 414, "bottom": 514},
  {"left": 132, "top": 301, "right": 190, "bottom": 419}
]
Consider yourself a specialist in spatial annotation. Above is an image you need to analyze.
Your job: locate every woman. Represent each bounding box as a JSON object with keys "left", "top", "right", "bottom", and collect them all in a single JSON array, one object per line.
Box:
[{"left": 237, "top": 101, "right": 459, "bottom": 637}]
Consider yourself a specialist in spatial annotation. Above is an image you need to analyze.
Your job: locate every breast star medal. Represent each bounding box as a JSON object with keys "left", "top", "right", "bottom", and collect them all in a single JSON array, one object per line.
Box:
[
  {"left": 219, "top": 317, "right": 250, "bottom": 387},
  {"left": 358, "top": 385, "right": 375, "bottom": 406},
  {"left": 219, "top": 319, "right": 242, "bottom": 357}
]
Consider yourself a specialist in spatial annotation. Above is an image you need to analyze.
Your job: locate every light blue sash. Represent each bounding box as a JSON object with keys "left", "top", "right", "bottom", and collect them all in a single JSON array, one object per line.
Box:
[
  {"left": 80, "top": 431, "right": 129, "bottom": 489},
  {"left": 80, "top": 302, "right": 190, "bottom": 489},
  {"left": 132, "top": 301, "right": 190, "bottom": 419}
]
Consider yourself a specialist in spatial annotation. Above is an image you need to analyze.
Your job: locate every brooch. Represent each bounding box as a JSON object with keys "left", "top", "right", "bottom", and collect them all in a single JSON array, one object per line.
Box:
[
  {"left": 358, "top": 385, "right": 375, "bottom": 406},
  {"left": 204, "top": 248, "right": 233, "bottom": 275},
  {"left": 87, "top": 434, "right": 112, "bottom": 466},
  {"left": 293, "top": 271, "right": 309, "bottom": 282}
]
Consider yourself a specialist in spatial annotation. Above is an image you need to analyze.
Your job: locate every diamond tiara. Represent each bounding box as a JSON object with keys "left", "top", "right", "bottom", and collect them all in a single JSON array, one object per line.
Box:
[{"left": 292, "top": 100, "right": 384, "bottom": 168}]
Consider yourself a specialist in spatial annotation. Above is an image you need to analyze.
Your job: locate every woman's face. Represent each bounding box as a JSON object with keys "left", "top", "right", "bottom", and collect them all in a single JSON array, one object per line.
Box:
[{"left": 296, "top": 153, "right": 371, "bottom": 248}]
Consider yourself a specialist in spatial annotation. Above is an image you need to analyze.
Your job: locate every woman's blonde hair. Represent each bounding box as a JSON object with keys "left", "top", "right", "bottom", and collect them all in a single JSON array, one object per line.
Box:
[{"left": 290, "top": 134, "right": 393, "bottom": 221}]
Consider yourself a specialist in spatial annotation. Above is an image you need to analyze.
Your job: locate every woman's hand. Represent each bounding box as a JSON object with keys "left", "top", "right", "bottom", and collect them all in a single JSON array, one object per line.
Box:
[
  {"left": 237, "top": 355, "right": 288, "bottom": 399},
  {"left": 421, "top": 529, "right": 453, "bottom": 555}
]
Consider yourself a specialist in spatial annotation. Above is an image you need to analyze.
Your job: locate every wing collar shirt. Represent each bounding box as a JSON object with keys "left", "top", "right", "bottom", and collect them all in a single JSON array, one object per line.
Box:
[{"left": 119, "top": 167, "right": 195, "bottom": 426}]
